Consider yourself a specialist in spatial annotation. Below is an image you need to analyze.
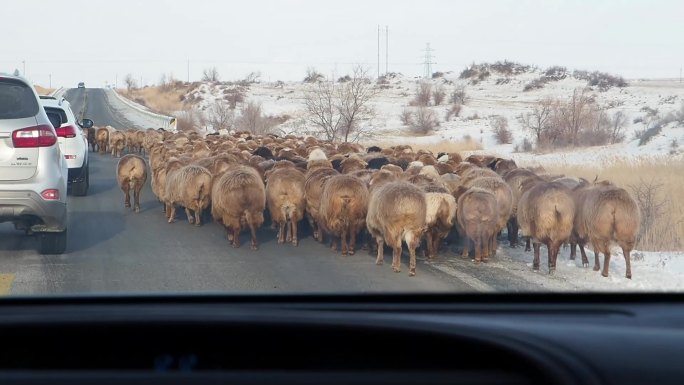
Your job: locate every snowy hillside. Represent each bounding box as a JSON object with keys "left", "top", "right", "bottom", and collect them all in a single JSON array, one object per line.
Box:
[{"left": 180, "top": 62, "right": 684, "bottom": 167}]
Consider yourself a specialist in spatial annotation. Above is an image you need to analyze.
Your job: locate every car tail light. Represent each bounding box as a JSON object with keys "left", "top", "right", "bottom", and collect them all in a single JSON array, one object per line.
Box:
[
  {"left": 40, "top": 189, "right": 60, "bottom": 200},
  {"left": 56, "top": 124, "right": 77, "bottom": 138},
  {"left": 12, "top": 125, "right": 58, "bottom": 148}
]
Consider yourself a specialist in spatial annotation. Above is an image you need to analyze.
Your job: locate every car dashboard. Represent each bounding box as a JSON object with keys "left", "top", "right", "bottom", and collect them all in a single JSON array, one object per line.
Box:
[{"left": 0, "top": 294, "right": 682, "bottom": 385}]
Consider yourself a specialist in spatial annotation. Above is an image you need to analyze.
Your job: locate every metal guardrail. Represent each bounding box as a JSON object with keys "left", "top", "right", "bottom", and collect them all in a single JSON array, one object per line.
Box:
[{"left": 110, "top": 88, "right": 177, "bottom": 131}]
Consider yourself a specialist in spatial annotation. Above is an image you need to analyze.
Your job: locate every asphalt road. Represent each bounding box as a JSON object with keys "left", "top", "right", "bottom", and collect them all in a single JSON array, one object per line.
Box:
[{"left": 0, "top": 89, "right": 547, "bottom": 295}]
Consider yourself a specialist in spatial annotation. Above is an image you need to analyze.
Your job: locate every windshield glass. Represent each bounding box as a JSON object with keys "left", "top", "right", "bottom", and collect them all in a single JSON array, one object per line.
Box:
[{"left": 1, "top": 0, "right": 683, "bottom": 295}]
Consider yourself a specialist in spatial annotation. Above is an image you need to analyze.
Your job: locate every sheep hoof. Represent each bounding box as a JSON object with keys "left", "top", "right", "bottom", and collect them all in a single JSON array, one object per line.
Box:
[
  {"left": 277, "top": 239, "right": 284, "bottom": 244},
  {"left": 194, "top": 223, "right": 201, "bottom": 227},
  {"left": 251, "top": 244, "right": 258, "bottom": 251},
  {"left": 135, "top": 207, "right": 140, "bottom": 213},
  {"left": 392, "top": 267, "right": 401, "bottom": 273},
  {"left": 601, "top": 272, "right": 609, "bottom": 278},
  {"left": 593, "top": 265, "right": 600, "bottom": 272},
  {"left": 409, "top": 270, "right": 416, "bottom": 277},
  {"left": 532, "top": 266, "right": 540, "bottom": 272},
  {"left": 341, "top": 251, "right": 348, "bottom": 256},
  {"left": 292, "top": 239, "right": 298, "bottom": 246},
  {"left": 188, "top": 218, "right": 195, "bottom": 224},
  {"left": 167, "top": 219, "right": 175, "bottom": 224},
  {"left": 375, "top": 260, "right": 384, "bottom": 266},
  {"left": 348, "top": 249, "right": 355, "bottom": 255},
  {"left": 124, "top": 203, "right": 131, "bottom": 208},
  {"left": 583, "top": 262, "right": 589, "bottom": 268},
  {"left": 626, "top": 274, "right": 632, "bottom": 279},
  {"left": 548, "top": 269, "right": 556, "bottom": 275}
]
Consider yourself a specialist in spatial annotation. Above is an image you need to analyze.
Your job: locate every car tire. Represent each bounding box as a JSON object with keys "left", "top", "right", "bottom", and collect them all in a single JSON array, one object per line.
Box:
[
  {"left": 38, "top": 230, "right": 67, "bottom": 255},
  {"left": 72, "top": 165, "right": 89, "bottom": 196}
]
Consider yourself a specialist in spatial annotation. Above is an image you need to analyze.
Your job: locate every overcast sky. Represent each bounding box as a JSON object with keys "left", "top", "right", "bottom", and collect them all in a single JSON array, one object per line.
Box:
[{"left": 3, "top": 0, "right": 683, "bottom": 88}]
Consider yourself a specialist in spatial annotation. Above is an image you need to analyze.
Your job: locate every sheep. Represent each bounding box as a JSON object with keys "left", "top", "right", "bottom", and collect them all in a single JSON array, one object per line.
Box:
[
  {"left": 163, "top": 164, "right": 213, "bottom": 226},
  {"left": 367, "top": 145, "right": 383, "bottom": 153},
  {"left": 421, "top": 184, "right": 457, "bottom": 259},
  {"left": 266, "top": 167, "right": 307, "bottom": 245},
  {"left": 379, "top": 163, "right": 403, "bottom": 179},
  {"left": 366, "top": 156, "right": 390, "bottom": 170},
  {"left": 464, "top": 176, "right": 513, "bottom": 258},
  {"left": 517, "top": 181, "right": 575, "bottom": 274},
  {"left": 86, "top": 127, "right": 98, "bottom": 152},
  {"left": 116, "top": 154, "right": 147, "bottom": 213},
  {"left": 304, "top": 167, "right": 340, "bottom": 242},
  {"left": 306, "top": 148, "right": 332, "bottom": 170},
  {"left": 339, "top": 155, "right": 367, "bottom": 174},
  {"left": 96, "top": 127, "right": 110, "bottom": 154},
  {"left": 457, "top": 188, "right": 499, "bottom": 264},
  {"left": 573, "top": 182, "right": 640, "bottom": 279},
  {"left": 504, "top": 168, "right": 544, "bottom": 248},
  {"left": 109, "top": 130, "right": 126, "bottom": 158},
  {"left": 366, "top": 181, "right": 427, "bottom": 276},
  {"left": 465, "top": 154, "right": 497, "bottom": 167},
  {"left": 134, "top": 130, "right": 146, "bottom": 155},
  {"left": 319, "top": 175, "right": 370, "bottom": 255},
  {"left": 454, "top": 162, "right": 476, "bottom": 176},
  {"left": 211, "top": 166, "right": 266, "bottom": 250},
  {"left": 125, "top": 130, "right": 138, "bottom": 154},
  {"left": 490, "top": 158, "right": 518, "bottom": 176}
]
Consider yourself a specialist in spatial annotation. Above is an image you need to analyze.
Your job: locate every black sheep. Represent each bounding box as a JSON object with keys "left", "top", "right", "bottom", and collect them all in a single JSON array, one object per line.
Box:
[
  {"left": 367, "top": 156, "right": 390, "bottom": 169},
  {"left": 253, "top": 146, "right": 274, "bottom": 160},
  {"left": 367, "top": 146, "right": 383, "bottom": 153}
]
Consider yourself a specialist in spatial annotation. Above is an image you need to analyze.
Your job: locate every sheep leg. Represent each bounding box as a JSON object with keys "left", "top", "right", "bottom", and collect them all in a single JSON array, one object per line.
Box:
[
  {"left": 508, "top": 218, "right": 519, "bottom": 247},
  {"left": 570, "top": 242, "right": 576, "bottom": 260},
  {"left": 548, "top": 241, "right": 559, "bottom": 275},
  {"left": 601, "top": 251, "right": 611, "bottom": 278},
  {"left": 291, "top": 218, "right": 299, "bottom": 246},
  {"left": 532, "top": 242, "right": 541, "bottom": 271},
  {"left": 166, "top": 204, "right": 176, "bottom": 223},
  {"left": 122, "top": 184, "right": 131, "bottom": 208},
  {"left": 524, "top": 237, "right": 531, "bottom": 252},
  {"left": 348, "top": 227, "right": 357, "bottom": 255},
  {"left": 285, "top": 219, "right": 292, "bottom": 243},
  {"left": 375, "top": 238, "right": 385, "bottom": 265},
  {"left": 340, "top": 228, "right": 349, "bottom": 256},
  {"left": 391, "top": 245, "right": 402, "bottom": 273},
  {"left": 249, "top": 220, "right": 259, "bottom": 251},
  {"left": 194, "top": 205, "right": 202, "bottom": 226},
  {"left": 425, "top": 231, "right": 434, "bottom": 259},
  {"left": 277, "top": 221, "right": 285, "bottom": 244},
  {"left": 474, "top": 237, "right": 482, "bottom": 264},
  {"left": 408, "top": 233, "right": 421, "bottom": 276},
  {"left": 622, "top": 246, "right": 632, "bottom": 279},
  {"left": 579, "top": 242, "right": 589, "bottom": 267},
  {"left": 593, "top": 250, "right": 601, "bottom": 272},
  {"left": 134, "top": 185, "right": 142, "bottom": 213},
  {"left": 461, "top": 239, "right": 470, "bottom": 259},
  {"left": 185, "top": 208, "right": 194, "bottom": 224}
]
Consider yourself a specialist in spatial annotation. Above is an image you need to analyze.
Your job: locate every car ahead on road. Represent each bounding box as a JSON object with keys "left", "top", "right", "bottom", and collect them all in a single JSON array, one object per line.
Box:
[
  {"left": 77, "top": 82, "right": 85, "bottom": 88},
  {"left": 40, "top": 96, "right": 93, "bottom": 196},
  {"left": 0, "top": 74, "right": 68, "bottom": 254}
]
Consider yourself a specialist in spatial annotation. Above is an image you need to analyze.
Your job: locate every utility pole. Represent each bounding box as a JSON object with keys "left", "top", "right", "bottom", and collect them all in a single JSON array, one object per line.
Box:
[
  {"left": 422, "top": 43, "right": 435, "bottom": 79},
  {"left": 377, "top": 25, "right": 380, "bottom": 79},
  {"left": 385, "top": 25, "right": 389, "bottom": 75},
  {"left": 187, "top": 58, "right": 190, "bottom": 83},
  {"left": 49, "top": 74, "right": 51, "bottom": 89}
]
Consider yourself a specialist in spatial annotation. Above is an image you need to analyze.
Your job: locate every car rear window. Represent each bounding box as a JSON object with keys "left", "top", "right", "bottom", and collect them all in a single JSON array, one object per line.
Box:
[{"left": 0, "top": 78, "right": 39, "bottom": 119}]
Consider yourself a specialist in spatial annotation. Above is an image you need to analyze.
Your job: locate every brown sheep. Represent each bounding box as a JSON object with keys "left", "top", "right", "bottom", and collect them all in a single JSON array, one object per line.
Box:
[
  {"left": 86, "top": 127, "right": 98, "bottom": 152},
  {"left": 135, "top": 130, "right": 146, "bottom": 154},
  {"left": 380, "top": 163, "right": 403, "bottom": 178},
  {"left": 96, "top": 127, "right": 109, "bottom": 154},
  {"left": 304, "top": 167, "right": 340, "bottom": 242},
  {"left": 422, "top": 184, "right": 457, "bottom": 259},
  {"left": 339, "top": 155, "right": 367, "bottom": 174},
  {"left": 368, "top": 169, "right": 398, "bottom": 191},
  {"left": 465, "top": 154, "right": 497, "bottom": 167},
  {"left": 491, "top": 158, "right": 517, "bottom": 176},
  {"left": 124, "top": 129, "right": 138, "bottom": 154},
  {"left": 573, "top": 182, "right": 640, "bottom": 279},
  {"left": 266, "top": 167, "right": 306, "bottom": 245},
  {"left": 116, "top": 154, "right": 147, "bottom": 213},
  {"left": 109, "top": 130, "right": 126, "bottom": 158},
  {"left": 211, "top": 166, "right": 266, "bottom": 250},
  {"left": 464, "top": 176, "right": 513, "bottom": 258},
  {"left": 517, "top": 181, "right": 575, "bottom": 274},
  {"left": 163, "top": 165, "right": 212, "bottom": 226},
  {"left": 319, "top": 175, "right": 370, "bottom": 255},
  {"left": 504, "top": 168, "right": 544, "bottom": 248},
  {"left": 366, "top": 181, "right": 427, "bottom": 276},
  {"left": 457, "top": 187, "right": 499, "bottom": 263}
]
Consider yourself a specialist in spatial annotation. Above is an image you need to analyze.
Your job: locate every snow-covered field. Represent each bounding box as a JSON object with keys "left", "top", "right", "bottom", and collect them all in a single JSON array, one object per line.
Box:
[{"left": 128, "top": 64, "right": 684, "bottom": 292}]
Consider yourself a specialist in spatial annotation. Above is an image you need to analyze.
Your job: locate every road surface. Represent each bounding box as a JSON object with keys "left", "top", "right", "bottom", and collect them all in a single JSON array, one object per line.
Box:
[{"left": 0, "top": 89, "right": 548, "bottom": 295}]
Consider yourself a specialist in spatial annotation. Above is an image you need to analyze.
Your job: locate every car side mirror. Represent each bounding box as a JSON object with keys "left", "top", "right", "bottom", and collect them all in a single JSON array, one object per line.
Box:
[{"left": 80, "top": 118, "right": 94, "bottom": 128}]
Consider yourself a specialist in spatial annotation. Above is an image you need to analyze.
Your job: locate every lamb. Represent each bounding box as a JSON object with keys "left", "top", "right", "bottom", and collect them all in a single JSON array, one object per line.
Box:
[
  {"left": 116, "top": 154, "right": 147, "bottom": 213},
  {"left": 457, "top": 188, "right": 499, "bottom": 264},
  {"left": 517, "top": 181, "right": 575, "bottom": 274},
  {"left": 96, "top": 127, "right": 110, "bottom": 154},
  {"left": 304, "top": 167, "right": 340, "bottom": 242},
  {"left": 366, "top": 181, "right": 427, "bottom": 276},
  {"left": 421, "top": 184, "right": 457, "bottom": 259},
  {"left": 573, "top": 181, "right": 640, "bottom": 278},
  {"left": 109, "top": 130, "right": 126, "bottom": 158},
  {"left": 163, "top": 164, "right": 213, "bottom": 226},
  {"left": 211, "top": 166, "right": 266, "bottom": 250},
  {"left": 319, "top": 175, "right": 370, "bottom": 255},
  {"left": 266, "top": 167, "right": 307, "bottom": 245}
]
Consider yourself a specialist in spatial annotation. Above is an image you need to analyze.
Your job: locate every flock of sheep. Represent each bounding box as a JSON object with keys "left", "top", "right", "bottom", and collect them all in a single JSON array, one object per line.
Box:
[{"left": 89, "top": 125, "right": 641, "bottom": 279}]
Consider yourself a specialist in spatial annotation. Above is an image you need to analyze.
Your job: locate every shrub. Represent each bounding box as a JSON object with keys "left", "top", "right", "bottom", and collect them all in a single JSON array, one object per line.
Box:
[
  {"left": 450, "top": 85, "right": 468, "bottom": 104},
  {"left": 400, "top": 108, "right": 414, "bottom": 126},
  {"left": 543, "top": 66, "right": 568, "bottom": 80},
  {"left": 445, "top": 103, "right": 462, "bottom": 121},
  {"left": 304, "top": 67, "right": 324, "bottom": 83},
  {"left": 408, "top": 107, "right": 438, "bottom": 135},
  {"left": 338, "top": 75, "right": 352, "bottom": 83},
  {"left": 491, "top": 116, "right": 512, "bottom": 144},
  {"left": 236, "top": 101, "right": 276, "bottom": 135},
  {"left": 432, "top": 71, "right": 444, "bottom": 78},
  {"left": 411, "top": 81, "right": 432, "bottom": 106},
  {"left": 522, "top": 138, "right": 533, "bottom": 152},
  {"left": 523, "top": 78, "right": 546, "bottom": 92},
  {"left": 638, "top": 122, "right": 663, "bottom": 146},
  {"left": 432, "top": 85, "right": 446, "bottom": 105}
]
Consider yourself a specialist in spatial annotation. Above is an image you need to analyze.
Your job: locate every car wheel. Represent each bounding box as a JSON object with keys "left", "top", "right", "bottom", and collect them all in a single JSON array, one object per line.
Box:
[
  {"left": 72, "top": 165, "right": 89, "bottom": 196},
  {"left": 38, "top": 230, "right": 67, "bottom": 255}
]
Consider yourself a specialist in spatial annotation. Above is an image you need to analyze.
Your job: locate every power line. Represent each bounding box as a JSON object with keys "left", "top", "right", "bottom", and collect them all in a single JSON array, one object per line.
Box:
[{"left": 422, "top": 43, "right": 436, "bottom": 79}]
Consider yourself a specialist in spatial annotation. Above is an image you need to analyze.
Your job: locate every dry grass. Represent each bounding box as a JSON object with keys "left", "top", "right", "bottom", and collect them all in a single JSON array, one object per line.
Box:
[
  {"left": 123, "top": 85, "right": 190, "bottom": 115},
  {"left": 372, "top": 138, "right": 483, "bottom": 154},
  {"left": 33, "top": 85, "right": 54, "bottom": 95},
  {"left": 542, "top": 160, "right": 684, "bottom": 251}
]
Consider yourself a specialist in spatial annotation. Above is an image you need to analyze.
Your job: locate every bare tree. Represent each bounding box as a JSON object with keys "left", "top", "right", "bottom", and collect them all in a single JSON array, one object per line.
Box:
[
  {"left": 209, "top": 100, "right": 234, "bottom": 132},
  {"left": 304, "top": 67, "right": 324, "bottom": 83},
  {"left": 450, "top": 84, "right": 468, "bottom": 104},
  {"left": 124, "top": 73, "right": 137, "bottom": 93},
  {"left": 433, "top": 85, "right": 446, "bottom": 106},
  {"left": 202, "top": 67, "right": 220, "bottom": 82},
  {"left": 408, "top": 107, "right": 438, "bottom": 135},
  {"left": 565, "top": 88, "right": 594, "bottom": 146},
  {"left": 519, "top": 97, "right": 553, "bottom": 143},
  {"left": 303, "top": 65, "right": 378, "bottom": 142},
  {"left": 236, "top": 101, "right": 274, "bottom": 135},
  {"left": 610, "top": 110, "right": 627, "bottom": 144},
  {"left": 412, "top": 81, "right": 432, "bottom": 106}
]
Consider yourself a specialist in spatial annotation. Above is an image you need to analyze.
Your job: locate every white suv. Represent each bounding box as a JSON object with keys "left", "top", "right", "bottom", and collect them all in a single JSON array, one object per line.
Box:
[
  {"left": 0, "top": 74, "right": 68, "bottom": 254},
  {"left": 40, "top": 97, "right": 92, "bottom": 196}
]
